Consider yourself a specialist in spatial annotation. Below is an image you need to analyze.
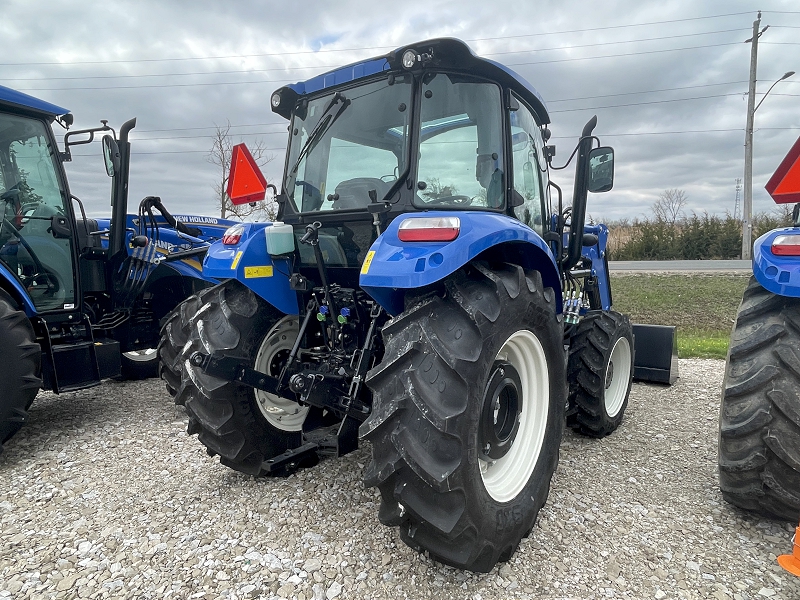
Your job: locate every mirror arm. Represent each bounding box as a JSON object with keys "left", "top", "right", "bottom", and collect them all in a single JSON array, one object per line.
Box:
[{"left": 61, "top": 121, "right": 116, "bottom": 162}]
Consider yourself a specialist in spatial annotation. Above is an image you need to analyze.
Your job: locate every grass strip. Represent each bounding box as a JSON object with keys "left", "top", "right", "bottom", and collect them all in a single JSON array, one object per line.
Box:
[{"left": 609, "top": 273, "right": 750, "bottom": 359}]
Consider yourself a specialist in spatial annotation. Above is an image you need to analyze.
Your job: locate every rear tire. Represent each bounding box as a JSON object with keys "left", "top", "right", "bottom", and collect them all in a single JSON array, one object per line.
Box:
[
  {"left": 159, "top": 286, "right": 217, "bottom": 403},
  {"left": 719, "top": 277, "right": 800, "bottom": 521},
  {"left": 362, "top": 262, "right": 565, "bottom": 572},
  {"left": 158, "top": 281, "right": 307, "bottom": 476},
  {"left": 566, "top": 310, "right": 633, "bottom": 437},
  {"left": 0, "top": 290, "right": 41, "bottom": 455}
]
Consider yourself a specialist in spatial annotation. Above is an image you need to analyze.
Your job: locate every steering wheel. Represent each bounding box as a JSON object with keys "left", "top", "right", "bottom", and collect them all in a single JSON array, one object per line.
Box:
[{"left": 423, "top": 195, "right": 473, "bottom": 207}]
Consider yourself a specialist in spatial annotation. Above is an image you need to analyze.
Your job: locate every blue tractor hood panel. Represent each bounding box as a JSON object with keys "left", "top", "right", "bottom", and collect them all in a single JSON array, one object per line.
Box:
[
  {"left": 272, "top": 38, "right": 549, "bottom": 125},
  {"left": 0, "top": 85, "right": 69, "bottom": 119},
  {"left": 203, "top": 223, "right": 298, "bottom": 315},
  {"left": 753, "top": 228, "right": 800, "bottom": 298},
  {"left": 359, "top": 211, "right": 561, "bottom": 316}
]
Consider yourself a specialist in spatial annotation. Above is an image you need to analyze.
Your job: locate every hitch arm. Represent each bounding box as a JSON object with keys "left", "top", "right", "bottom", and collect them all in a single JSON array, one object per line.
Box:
[{"left": 189, "top": 352, "right": 282, "bottom": 395}]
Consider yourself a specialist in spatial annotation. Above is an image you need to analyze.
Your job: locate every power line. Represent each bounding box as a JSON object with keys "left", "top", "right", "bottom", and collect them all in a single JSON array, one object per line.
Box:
[
  {"left": 549, "top": 93, "right": 743, "bottom": 113},
  {"left": 10, "top": 41, "right": 748, "bottom": 92},
  {"left": 548, "top": 81, "right": 747, "bottom": 102},
  {"left": 4, "top": 29, "right": 751, "bottom": 82},
  {"left": 68, "top": 126, "right": 800, "bottom": 156},
  {"left": 1, "top": 11, "right": 756, "bottom": 67}
]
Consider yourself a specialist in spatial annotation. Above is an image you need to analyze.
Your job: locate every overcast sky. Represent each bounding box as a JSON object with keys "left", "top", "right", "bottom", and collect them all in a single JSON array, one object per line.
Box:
[{"left": 3, "top": 0, "right": 799, "bottom": 223}]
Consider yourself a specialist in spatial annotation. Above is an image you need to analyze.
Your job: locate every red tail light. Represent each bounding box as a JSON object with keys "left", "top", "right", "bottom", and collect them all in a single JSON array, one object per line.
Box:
[
  {"left": 222, "top": 224, "right": 245, "bottom": 245},
  {"left": 772, "top": 234, "right": 800, "bottom": 256},
  {"left": 397, "top": 217, "right": 461, "bottom": 242}
]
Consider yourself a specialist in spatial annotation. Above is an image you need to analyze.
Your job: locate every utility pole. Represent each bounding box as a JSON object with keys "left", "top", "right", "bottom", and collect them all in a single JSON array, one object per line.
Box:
[
  {"left": 734, "top": 178, "right": 742, "bottom": 220},
  {"left": 741, "top": 11, "right": 764, "bottom": 261}
]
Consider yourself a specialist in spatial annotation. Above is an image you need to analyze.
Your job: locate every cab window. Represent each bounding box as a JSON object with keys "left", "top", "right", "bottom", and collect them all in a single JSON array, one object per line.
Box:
[{"left": 509, "top": 96, "right": 547, "bottom": 234}]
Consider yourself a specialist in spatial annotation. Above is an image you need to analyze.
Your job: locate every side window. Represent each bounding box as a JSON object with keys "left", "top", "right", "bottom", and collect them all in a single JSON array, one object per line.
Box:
[{"left": 510, "top": 99, "right": 546, "bottom": 234}]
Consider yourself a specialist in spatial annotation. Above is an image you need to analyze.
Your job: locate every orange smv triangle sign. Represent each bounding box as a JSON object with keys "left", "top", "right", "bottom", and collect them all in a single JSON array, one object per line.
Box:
[
  {"left": 766, "top": 135, "right": 800, "bottom": 204},
  {"left": 227, "top": 143, "right": 268, "bottom": 205}
]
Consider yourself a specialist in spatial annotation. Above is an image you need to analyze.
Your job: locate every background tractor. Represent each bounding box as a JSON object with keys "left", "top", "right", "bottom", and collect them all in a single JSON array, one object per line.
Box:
[
  {"left": 161, "top": 38, "right": 646, "bottom": 572},
  {"left": 719, "top": 135, "right": 800, "bottom": 521},
  {"left": 0, "top": 85, "right": 237, "bottom": 455}
]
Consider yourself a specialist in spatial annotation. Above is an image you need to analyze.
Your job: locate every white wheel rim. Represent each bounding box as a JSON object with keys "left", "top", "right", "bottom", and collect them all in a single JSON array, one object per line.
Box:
[
  {"left": 604, "top": 336, "right": 632, "bottom": 418},
  {"left": 480, "top": 330, "right": 549, "bottom": 503},
  {"left": 123, "top": 349, "right": 157, "bottom": 362},
  {"left": 253, "top": 316, "right": 309, "bottom": 432}
]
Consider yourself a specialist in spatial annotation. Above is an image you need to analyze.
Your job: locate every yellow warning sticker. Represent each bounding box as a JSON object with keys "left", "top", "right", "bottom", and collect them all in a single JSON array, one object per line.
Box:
[
  {"left": 244, "top": 266, "right": 274, "bottom": 279},
  {"left": 231, "top": 250, "right": 243, "bottom": 269},
  {"left": 361, "top": 250, "right": 376, "bottom": 275}
]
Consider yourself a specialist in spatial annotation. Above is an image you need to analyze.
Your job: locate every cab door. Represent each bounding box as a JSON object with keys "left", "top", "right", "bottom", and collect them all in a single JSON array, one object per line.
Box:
[{"left": 0, "top": 113, "right": 78, "bottom": 312}]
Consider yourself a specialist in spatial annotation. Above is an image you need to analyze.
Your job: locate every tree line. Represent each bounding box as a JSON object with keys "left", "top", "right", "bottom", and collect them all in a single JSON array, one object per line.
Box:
[{"left": 602, "top": 189, "right": 794, "bottom": 260}]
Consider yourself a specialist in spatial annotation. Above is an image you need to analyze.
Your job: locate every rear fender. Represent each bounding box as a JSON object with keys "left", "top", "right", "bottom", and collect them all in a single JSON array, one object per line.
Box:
[
  {"left": 359, "top": 211, "right": 561, "bottom": 316},
  {"left": 0, "top": 262, "right": 36, "bottom": 316},
  {"left": 753, "top": 227, "right": 800, "bottom": 297},
  {"left": 203, "top": 223, "right": 298, "bottom": 315}
]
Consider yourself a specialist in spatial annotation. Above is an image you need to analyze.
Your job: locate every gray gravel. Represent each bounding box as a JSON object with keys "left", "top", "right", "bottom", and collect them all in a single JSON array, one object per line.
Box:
[{"left": 1, "top": 359, "right": 798, "bottom": 600}]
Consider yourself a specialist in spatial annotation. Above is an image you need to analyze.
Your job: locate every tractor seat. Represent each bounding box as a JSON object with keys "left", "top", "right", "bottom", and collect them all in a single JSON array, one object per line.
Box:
[{"left": 332, "top": 178, "right": 390, "bottom": 210}]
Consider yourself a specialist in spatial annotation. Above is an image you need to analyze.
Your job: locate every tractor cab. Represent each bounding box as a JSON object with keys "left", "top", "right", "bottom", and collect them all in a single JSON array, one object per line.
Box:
[
  {"left": 0, "top": 92, "right": 80, "bottom": 315},
  {"left": 267, "top": 39, "right": 613, "bottom": 294}
]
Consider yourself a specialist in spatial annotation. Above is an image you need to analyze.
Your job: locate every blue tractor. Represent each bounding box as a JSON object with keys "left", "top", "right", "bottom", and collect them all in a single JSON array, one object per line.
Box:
[
  {"left": 0, "top": 85, "right": 237, "bottom": 455},
  {"left": 160, "top": 38, "right": 636, "bottom": 572},
  {"left": 719, "top": 136, "right": 800, "bottom": 521}
]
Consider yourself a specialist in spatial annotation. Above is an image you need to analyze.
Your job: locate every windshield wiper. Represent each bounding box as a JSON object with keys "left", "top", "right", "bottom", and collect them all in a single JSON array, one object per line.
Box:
[{"left": 288, "top": 92, "right": 351, "bottom": 178}]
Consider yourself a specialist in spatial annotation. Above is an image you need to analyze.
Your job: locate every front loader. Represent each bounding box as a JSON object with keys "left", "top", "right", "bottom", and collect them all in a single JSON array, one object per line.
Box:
[
  {"left": 161, "top": 38, "right": 665, "bottom": 572},
  {"left": 0, "top": 86, "right": 237, "bottom": 455}
]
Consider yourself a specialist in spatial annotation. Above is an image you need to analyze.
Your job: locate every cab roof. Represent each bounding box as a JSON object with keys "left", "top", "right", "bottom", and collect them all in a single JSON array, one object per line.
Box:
[
  {"left": 0, "top": 85, "right": 69, "bottom": 120},
  {"left": 274, "top": 38, "right": 550, "bottom": 124}
]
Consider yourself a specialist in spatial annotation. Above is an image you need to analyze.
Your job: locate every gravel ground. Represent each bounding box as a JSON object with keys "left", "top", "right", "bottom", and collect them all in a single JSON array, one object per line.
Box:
[{"left": 1, "top": 359, "right": 798, "bottom": 600}]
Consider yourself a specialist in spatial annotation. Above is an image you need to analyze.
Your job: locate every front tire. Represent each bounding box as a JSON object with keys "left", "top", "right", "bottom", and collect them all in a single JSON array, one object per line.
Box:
[
  {"left": 0, "top": 290, "right": 42, "bottom": 455},
  {"left": 362, "top": 262, "right": 565, "bottom": 572},
  {"left": 158, "top": 281, "right": 308, "bottom": 476},
  {"left": 566, "top": 310, "right": 633, "bottom": 437},
  {"left": 719, "top": 277, "right": 800, "bottom": 520},
  {"left": 120, "top": 349, "right": 159, "bottom": 380}
]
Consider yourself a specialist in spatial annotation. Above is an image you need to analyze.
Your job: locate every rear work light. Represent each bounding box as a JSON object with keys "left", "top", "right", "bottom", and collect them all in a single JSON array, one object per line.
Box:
[
  {"left": 397, "top": 216, "right": 461, "bottom": 242},
  {"left": 772, "top": 234, "right": 800, "bottom": 256},
  {"left": 222, "top": 224, "right": 245, "bottom": 245}
]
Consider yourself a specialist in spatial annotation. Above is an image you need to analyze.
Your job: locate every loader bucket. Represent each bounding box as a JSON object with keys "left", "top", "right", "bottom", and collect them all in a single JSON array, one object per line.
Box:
[{"left": 632, "top": 324, "right": 678, "bottom": 384}]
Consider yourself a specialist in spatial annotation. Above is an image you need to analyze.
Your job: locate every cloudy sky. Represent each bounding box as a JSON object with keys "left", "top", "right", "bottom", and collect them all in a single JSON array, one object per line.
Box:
[{"left": 3, "top": 0, "right": 799, "bottom": 222}]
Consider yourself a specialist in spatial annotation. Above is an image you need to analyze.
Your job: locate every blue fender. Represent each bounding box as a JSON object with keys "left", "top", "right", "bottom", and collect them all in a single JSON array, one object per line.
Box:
[
  {"left": 753, "top": 227, "right": 800, "bottom": 298},
  {"left": 0, "top": 262, "right": 36, "bottom": 316},
  {"left": 359, "top": 211, "right": 561, "bottom": 316},
  {"left": 203, "top": 223, "right": 298, "bottom": 315}
]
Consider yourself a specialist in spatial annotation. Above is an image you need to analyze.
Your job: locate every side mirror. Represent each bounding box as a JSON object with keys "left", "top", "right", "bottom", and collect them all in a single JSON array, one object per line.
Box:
[
  {"left": 102, "top": 135, "right": 120, "bottom": 178},
  {"left": 587, "top": 146, "right": 614, "bottom": 193}
]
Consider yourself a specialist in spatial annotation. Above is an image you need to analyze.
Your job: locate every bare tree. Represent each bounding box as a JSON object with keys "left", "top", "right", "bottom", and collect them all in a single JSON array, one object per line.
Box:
[
  {"left": 208, "top": 121, "right": 277, "bottom": 220},
  {"left": 652, "top": 188, "right": 687, "bottom": 225}
]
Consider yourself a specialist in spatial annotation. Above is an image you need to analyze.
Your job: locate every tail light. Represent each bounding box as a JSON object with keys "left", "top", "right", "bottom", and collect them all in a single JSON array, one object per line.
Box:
[
  {"left": 222, "top": 224, "right": 245, "bottom": 245},
  {"left": 771, "top": 234, "right": 800, "bottom": 256},
  {"left": 398, "top": 216, "right": 461, "bottom": 242}
]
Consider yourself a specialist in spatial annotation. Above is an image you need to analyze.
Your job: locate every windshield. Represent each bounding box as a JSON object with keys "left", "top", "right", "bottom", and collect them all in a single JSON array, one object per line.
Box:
[
  {"left": 0, "top": 113, "right": 77, "bottom": 311},
  {"left": 285, "top": 75, "right": 413, "bottom": 212}
]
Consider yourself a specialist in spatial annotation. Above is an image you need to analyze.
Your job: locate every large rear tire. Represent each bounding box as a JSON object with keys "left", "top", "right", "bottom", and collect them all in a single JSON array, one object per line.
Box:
[
  {"left": 158, "top": 281, "right": 308, "bottom": 476},
  {"left": 719, "top": 277, "right": 800, "bottom": 520},
  {"left": 566, "top": 310, "right": 633, "bottom": 437},
  {"left": 362, "top": 262, "right": 565, "bottom": 572},
  {"left": 159, "top": 286, "right": 217, "bottom": 403},
  {"left": 0, "top": 290, "right": 42, "bottom": 455}
]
